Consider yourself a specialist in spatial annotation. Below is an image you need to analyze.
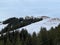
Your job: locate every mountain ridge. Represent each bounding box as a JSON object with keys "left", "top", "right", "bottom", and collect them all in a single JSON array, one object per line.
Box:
[
  {"left": 18, "top": 16, "right": 60, "bottom": 34},
  {"left": 0, "top": 16, "right": 60, "bottom": 34}
]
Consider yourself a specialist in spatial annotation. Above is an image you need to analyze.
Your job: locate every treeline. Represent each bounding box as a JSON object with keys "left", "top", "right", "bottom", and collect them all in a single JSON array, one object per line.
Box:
[
  {"left": 0, "top": 16, "right": 60, "bottom": 45},
  {"left": 1, "top": 16, "right": 42, "bottom": 33},
  {"left": 0, "top": 16, "right": 42, "bottom": 45},
  {"left": 0, "top": 24, "right": 60, "bottom": 45}
]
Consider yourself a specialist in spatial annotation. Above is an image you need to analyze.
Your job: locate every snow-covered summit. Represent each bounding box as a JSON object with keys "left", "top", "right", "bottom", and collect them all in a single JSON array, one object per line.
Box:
[
  {"left": 18, "top": 17, "right": 60, "bottom": 34},
  {"left": 0, "top": 16, "right": 60, "bottom": 34}
]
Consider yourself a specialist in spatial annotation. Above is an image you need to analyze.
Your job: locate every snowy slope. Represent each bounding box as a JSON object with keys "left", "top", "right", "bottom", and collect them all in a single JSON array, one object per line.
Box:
[
  {"left": 18, "top": 17, "right": 60, "bottom": 34},
  {"left": 0, "top": 16, "right": 60, "bottom": 34},
  {"left": 0, "top": 23, "right": 8, "bottom": 31}
]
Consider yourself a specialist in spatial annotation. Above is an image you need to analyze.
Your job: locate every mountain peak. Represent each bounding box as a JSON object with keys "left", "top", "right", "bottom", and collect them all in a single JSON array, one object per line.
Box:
[
  {"left": 47, "top": 18, "right": 60, "bottom": 22},
  {"left": 19, "top": 17, "right": 60, "bottom": 34},
  {"left": 40, "top": 16, "right": 50, "bottom": 19}
]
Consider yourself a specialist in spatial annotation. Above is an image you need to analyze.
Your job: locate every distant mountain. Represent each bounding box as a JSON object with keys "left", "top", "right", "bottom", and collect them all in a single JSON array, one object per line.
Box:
[
  {"left": 40, "top": 16, "right": 50, "bottom": 19},
  {"left": 0, "top": 16, "right": 60, "bottom": 34},
  {"left": 18, "top": 16, "right": 60, "bottom": 34},
  {"left": 47, "top": 18, "right": 60, "bottom": 22}
]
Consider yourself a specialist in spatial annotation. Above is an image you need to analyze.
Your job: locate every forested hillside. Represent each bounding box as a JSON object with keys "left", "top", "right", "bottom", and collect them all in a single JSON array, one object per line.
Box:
[
  {"left": 0, "top": 16, "right": 60, "bottom": 45},
  {"left": 1, "top": 16, "right": 42, "bottom": 33}
]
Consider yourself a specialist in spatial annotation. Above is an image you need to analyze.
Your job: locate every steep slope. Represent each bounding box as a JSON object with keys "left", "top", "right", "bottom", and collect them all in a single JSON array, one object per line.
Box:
[{"left": 19, "top": 18, "right": 60, "bottom": 34}]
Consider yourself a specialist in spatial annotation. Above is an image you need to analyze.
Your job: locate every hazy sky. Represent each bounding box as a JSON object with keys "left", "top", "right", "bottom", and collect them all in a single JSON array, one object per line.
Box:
[{"left": 0, "top": 0, "right": 60, "bottom": 21}]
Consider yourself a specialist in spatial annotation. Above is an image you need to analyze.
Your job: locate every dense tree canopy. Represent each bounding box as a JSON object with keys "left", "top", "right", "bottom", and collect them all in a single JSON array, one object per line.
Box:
[
  {"left": 2, "top": 16, "right": 43, "bottom": 33},
  {"left": 0, "top": 16, "right": 60, "bottom": 45}
]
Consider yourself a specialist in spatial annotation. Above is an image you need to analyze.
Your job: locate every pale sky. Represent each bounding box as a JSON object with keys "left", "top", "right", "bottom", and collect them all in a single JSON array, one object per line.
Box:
[{"left": 0, "top": 0, "right": 60, "bottom": 21}]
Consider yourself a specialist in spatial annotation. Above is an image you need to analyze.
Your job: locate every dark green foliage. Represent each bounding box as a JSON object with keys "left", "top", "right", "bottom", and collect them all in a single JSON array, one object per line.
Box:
[
  {"left": 2, "top": 16, "right": 43, "bottom": 33},
  {"left": 0, "top": 24, "right": 60, "bottom": 45},
  {"left": 3, "top": 17, "right": 18, "bottom": 24},
  {"left": 19, "top": 29, "right": 28, "bottom": 41},
  {"left": 38, "top": 28, "right": 49, "bottom": 45},
  {"left": 32, "top": 32, "right": 37, "bottom": 45},
  {"left": 26, "top": 34, "right": 32, "bottom": 45},
  {"left": 0, "top": 17, "right": 60, "bottom": 45}
]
